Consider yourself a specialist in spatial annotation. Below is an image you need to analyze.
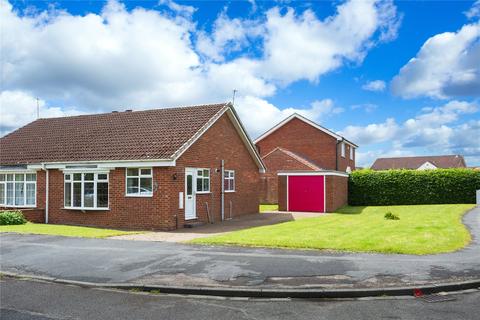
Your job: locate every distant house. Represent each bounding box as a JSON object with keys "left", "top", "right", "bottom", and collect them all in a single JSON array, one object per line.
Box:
[
  {"left": 370, "top": 155, "right": 467, "bottom": 171},
  {"left": 0, "top": 103, "right": 265, "bottom": 230},
  {"left": 254, "top": 113, "right": 357, "bottom": 204}
]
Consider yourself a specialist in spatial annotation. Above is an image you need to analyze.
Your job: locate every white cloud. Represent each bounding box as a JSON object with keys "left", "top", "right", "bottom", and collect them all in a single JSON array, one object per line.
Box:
[
  {"left": 0, "top": 90, "right": 82, "bottom": 135},
  {"left": 341, "top": 118, "right": 399, "bottom": 145},
  {"left": 351, "top": 103, "right": 378, "bottom": 112},
  {"left": 391, "top": 21, "right": 480, "bottom": 99},
  {"left": 339, "top": 100, "right": 480, "bottom": 166},
  {"left": 196, "top": 12, "right": 262, "bottom": 62},
  {"left": 158, "top": 0, "right": 196, "bottom": 16},
  {"left": 362, "top": 80, "right": 386, "bottom": 92},
  {"left": 258, "top": 0, "right": 400, "bottom": 84},
  {"left": 465, "top": 0, "right": 480, "bottom": 19},
  {"left": 238, "top": 96, "right": 343, "bottom": 138},
  {"left": 0, "top": 0, "right": 400, "bottom": 135}
]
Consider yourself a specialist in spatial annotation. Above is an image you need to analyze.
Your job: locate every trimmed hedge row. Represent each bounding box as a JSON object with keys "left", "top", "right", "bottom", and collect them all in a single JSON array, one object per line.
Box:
[{"left": 348, "top": 169, "right": 480, "bottom": 206}]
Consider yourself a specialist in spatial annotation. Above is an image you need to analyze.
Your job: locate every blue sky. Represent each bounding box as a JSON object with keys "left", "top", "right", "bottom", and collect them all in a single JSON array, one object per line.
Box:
[{"left": 1, "top": 0, "right": 479, "bottom": 167}]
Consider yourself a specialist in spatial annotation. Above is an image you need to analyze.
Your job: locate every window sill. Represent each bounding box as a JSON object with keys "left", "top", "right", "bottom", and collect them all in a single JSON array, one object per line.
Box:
[
  {"left": 225, "top": 190, "right": 235, "bottom": 193},
  {"left": 1, "top": 205, "right": 37, "bottom": 208},
  {"left": 63, "top": 207, "right": 110, "bottom": 211},
  {"left": 125, "top": 194, "right": 153, "bottom": 198},
  {"left": 196, "top": 191, "right": 211, "bottom": 195}
]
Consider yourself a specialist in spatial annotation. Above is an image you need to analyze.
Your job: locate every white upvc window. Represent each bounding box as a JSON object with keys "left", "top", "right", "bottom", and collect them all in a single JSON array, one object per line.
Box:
[
  {"left": 196, "top": 169, "right": 210, "bottom": 193},
  {"left": 350, "top": 146, "right": 354, "bottom": 160},
  {"left": 341, "top": 142, "right": 346, "bottom": 158},
  {"left": 0, "top": 173, "right": 36, "bottom": 207},
  {"left": 224, "top": 170, "right": 235, "bottom": 192},
  {"left": 126, "top": 168, "right": 153, "bottom": 197},
  {"left": 64, "top": 172, "right": 109, "bottom": 210}
]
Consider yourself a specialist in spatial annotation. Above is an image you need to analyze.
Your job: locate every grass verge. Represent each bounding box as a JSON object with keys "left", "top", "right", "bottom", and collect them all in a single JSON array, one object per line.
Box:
[{"left": 0, "top": 222, "right": 141, "bottom": 238}]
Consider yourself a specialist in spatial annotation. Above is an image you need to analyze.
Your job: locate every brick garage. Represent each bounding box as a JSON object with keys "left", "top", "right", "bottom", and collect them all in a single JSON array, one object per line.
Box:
[
  {"left": 278, "top": 171, "right": 348, "bottom": 213},
  {"left": 255, "top": 113, "right": 356, "bottom": 204},
  {"left": 0, "top": 103, "right": 265, "bottom": 230}
]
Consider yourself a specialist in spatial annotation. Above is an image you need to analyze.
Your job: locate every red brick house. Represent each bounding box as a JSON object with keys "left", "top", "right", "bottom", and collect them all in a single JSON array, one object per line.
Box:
[
  {"left": 0, "top": 103, "right": 265, "bottom": 230},
  {"left": 371, "top": 155, "right": 467, "bottom": 170},
  {"left": 254, "top": 113, "right": 357, "bottom": 203}
]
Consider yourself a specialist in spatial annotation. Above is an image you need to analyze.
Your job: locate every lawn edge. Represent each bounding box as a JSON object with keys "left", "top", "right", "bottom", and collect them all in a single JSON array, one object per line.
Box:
[{"left": 189, "top": 204, "right": 477, "bottom": 255}]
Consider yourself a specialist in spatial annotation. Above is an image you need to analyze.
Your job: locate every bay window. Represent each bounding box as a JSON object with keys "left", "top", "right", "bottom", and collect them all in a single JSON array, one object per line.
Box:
[
  {"left": 196, "top": 169, "right": 210, "bottom": 193},
  {"left": 0, "top": 173, "right": 36, "bottom": 207},
  {"left": 64, "top": 172, "right": 109, "bottom": 209},
  {"left": 224, "top": 170, "right": 235, "bottom": 192},
  {"left": 126, "top": 168, "right": 153, "bottom": 196}
]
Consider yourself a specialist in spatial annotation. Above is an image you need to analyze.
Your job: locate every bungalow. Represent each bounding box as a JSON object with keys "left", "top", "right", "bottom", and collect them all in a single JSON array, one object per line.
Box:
[
  {"left": 0, "top": 103, "right": 265, "bottom": 230},
  {"left": 370, "top": 155, "right": 467, "bottom": 170}
]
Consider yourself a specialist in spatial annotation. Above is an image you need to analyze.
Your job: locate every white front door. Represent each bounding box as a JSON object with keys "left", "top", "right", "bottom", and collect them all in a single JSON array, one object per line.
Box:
[{"left": 185, "top": 168, "right": 196, "bottom": 220}]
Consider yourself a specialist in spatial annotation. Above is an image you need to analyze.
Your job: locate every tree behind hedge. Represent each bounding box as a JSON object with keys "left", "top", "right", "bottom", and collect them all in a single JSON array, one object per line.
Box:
[{"left": 348, "top": 169, "right": 480, "bottom": 205}]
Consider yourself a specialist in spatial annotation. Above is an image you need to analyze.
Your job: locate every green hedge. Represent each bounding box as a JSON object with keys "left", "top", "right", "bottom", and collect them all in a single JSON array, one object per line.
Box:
[
  {"left": 348, "top": 169, "right": 480, "bottom": 205},
  {"left": 0, "top": 210, "right": 27, "bottom": 225}
]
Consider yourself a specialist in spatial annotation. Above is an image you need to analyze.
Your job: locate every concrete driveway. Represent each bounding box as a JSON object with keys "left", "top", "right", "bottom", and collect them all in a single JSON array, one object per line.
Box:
[
  {"left": 1, "top": 207, "right": 479, "bottom": 289},
  {"left": 111, "top": 211, "right": 323, "bottom": 242}
]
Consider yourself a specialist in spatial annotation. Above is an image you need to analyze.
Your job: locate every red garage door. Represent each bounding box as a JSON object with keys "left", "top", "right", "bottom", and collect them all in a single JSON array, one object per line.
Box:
[{"left": 288, "top": 175, "right": 325, "bottom": 212}]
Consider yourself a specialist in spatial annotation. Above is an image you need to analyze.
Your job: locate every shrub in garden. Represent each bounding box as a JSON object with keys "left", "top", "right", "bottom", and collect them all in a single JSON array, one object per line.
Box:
[
  {"left": 349, "top": 168, "right": 480, "bottom": 206},
  {"left": 384, "top": 212, "right": 400, "bottom": 220},
  {"left": 0, "top": 210, "right": 27, "bottom": 225}
]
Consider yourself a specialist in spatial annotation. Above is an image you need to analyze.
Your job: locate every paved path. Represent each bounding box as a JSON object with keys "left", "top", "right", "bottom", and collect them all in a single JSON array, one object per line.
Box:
[
  {"left": 1, "top": 207, "right": 479, "bottom": 289},
  {"left": 111, "top": 211, "right": 323, "bottom": 242},
  {"left": 2, "top": 278, "right": 479, "bottom": 320}
]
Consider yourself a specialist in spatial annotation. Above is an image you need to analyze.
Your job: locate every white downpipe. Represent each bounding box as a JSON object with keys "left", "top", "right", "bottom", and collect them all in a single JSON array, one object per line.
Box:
[
  {"left": 221, "top": 160, "right": 225, "bottom": 221},
  {"left": 45, "top": 168, "right": 49, "bottom": 224}
]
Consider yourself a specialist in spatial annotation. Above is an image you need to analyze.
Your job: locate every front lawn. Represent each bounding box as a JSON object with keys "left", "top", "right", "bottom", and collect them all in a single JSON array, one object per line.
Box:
[
  {"left": 0, "top": 222, "right": 140, "bottom": 238},
  {"left": 191, "top": 204, "right": 475, "bottom": 254}
]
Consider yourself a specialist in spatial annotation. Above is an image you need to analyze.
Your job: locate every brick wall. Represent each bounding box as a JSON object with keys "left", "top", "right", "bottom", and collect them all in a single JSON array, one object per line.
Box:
[
  {"left": 0, "top": 208, "right": 45, "bottom": 223},
  {"left": 261, "top": 149, "right": 315, "bottom": 204},
  {"left": 337, "top": 142, "right": 355, "bottom": 172},
  {"left": 278, "top": 175, "right": 287, "bottom": 211},
  {"left": 277, "top": 174, "right": 348, "bottom": 213},
  {"left": 45, "top": 113, "right": 260, "bottom": 230},
  {"left": 325, "top": 175, "right": 348, "bottom": 212}
]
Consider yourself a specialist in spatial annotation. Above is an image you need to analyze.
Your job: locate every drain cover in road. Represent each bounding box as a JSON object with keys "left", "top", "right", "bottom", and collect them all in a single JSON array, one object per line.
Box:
[{"left": 418, "top": 294, "right": 457, "bottom": 303}]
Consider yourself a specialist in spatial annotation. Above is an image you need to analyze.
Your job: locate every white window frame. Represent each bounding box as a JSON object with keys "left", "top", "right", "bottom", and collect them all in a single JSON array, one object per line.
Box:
[
  {"left": 350, "top": 146, "right": 354, "bottom": 160},
  {"left": 341, "top": 142, "right": 346, "bottom": 158},
  {"left": 125, "top": 168, "right": 153, "bottom": 197},
  {"left": 64, "top": 172, "right": 109, "bottom": 210},
  {"left": 196, "top": 168, "right": 210, "bottom": 194},
  {"left": 224, "top": 170, "right": 235, "bottom": 193},
  {"left": 0, "top": 172, "right": 36, "bottom": 208}
]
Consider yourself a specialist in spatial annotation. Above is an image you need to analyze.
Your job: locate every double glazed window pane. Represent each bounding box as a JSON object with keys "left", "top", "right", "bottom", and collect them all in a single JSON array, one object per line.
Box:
[
  {"left": 6, "top": 183, "right": 14, "bottom": 205},
  {"left": 73, "top": 182, "right": 82, "bottom": 207},
  {"left": 140, "top": 178, "right": 152, "bottom": 195},
  {"left": 127, "top": 177, "right": 139, "bottom": 194},
  {"left": 0, "top": 184, "right": 4, "bottom": 204},
  {"left": 15, "top": 183, "right": 24, "bottom": 206},
  {"left": 26, "top": 184, "right": 35, "bottom": 205},
  {"left": 84, "top": 182, "right": 95, "bottom": 207},
  {"left": 65, "top": 182, "right": 72, "bottom": 207},
  {"left": 97, "top": 183, "right": 108, "bottom": 208}
]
